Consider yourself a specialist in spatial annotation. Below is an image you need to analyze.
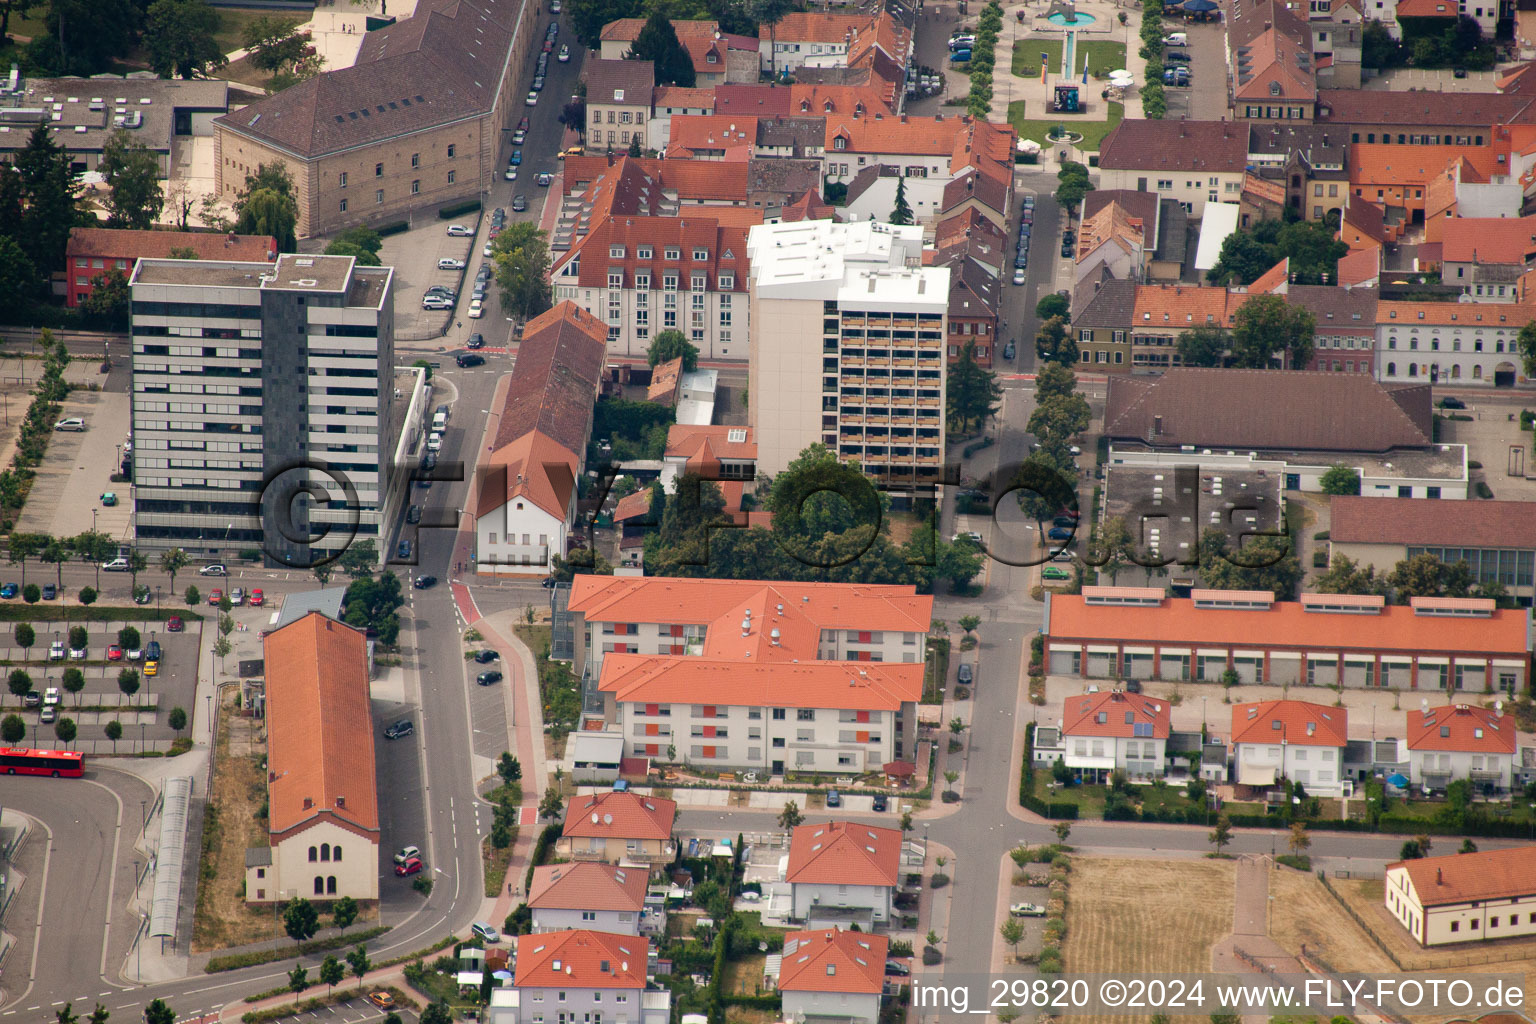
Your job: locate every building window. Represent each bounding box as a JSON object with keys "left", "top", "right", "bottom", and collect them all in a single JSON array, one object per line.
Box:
[
  {"left": 447, "top": 170, "right": 456, "bottom": 184},
  {"left": 339, "top": 198, "right": 347, "bottom": 212},
  {"left": 447, "top": 144, "right": 456, "bottom": 158},
  {"left": 412, "top": 153, "right": 420, "bottom": 168},
  {"left": 375, "top": 189, "right": 384, "bottom": 204},
  {"left": 339, "top": 172, "right": 348, "bottom": 187},
  {"left": 375, "top": 163, "right": 384, "bottom": 177},
  {"left": 411, "top": 180, "right": 420, "bottom": 194}
]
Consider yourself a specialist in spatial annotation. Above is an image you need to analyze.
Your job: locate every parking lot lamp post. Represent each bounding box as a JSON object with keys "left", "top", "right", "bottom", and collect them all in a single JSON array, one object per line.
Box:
[
  {"left": 140, "top": 721, "right": 145, "bottom": 753},
  {"left": 206, "top": 693, "right": 213, "bottom": 746},
  {"left": 223, "top": 522, "right": 233, "bottom": 556},
  {"left": 141, "top": 799, "right": 147, "bottom": 829},
  {"left": 922, "top": 821, "right": 929, "bottom": 869}
]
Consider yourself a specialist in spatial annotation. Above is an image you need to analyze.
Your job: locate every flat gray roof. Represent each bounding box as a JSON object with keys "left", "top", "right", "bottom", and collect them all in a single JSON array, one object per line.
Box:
[
  {"left": 131, "top": 258, "right": 272, "bottom": 289},
  {"left": 264, "top": 253, "right": 355, "bottom": 292}
]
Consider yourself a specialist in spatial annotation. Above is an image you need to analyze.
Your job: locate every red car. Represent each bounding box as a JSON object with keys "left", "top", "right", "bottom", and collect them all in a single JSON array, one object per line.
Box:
[
  {"left": 166, "top": 616, "right": 184, "bottom": 632},
  {"left": 395, "top": 856, "right": 424, "bottom": 877},
  {"left": 208, "top": 589, "right": 223, "bottom": 606},
  {"left": 106, "top": 644, "right": 123, "bottom": 661},
  {"left": 249, "top": 588, "right": 264, "bottom": 607}
]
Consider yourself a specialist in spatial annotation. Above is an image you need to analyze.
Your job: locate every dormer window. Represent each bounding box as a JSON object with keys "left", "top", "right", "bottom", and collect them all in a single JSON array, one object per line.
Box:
[
  {"left": 614, "top": 89, "right": 625, "bottom": 102},
  {"left": 693, "top": 248, "right": 709, "bottom": 260},
  {"left": 1270, "top": 80, "right": 1282, "bottom": 95},
  {"left": 834, "top": 133, "right": 846, "bottom": 148},
  {"left": 637, "top": 245, "right": 653, "bottom": 259},
  {"left": 665, "top": 247, "right": 681, "bottom": 260},
  {"left": 609, "top": 245, "right": 625, "bottom": 258}
]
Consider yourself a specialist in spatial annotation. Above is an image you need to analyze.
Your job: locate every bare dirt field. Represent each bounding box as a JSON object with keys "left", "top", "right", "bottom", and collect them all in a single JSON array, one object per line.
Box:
[{"left": 1062, "top": 857, "right": 1236, "bottom": 1024}]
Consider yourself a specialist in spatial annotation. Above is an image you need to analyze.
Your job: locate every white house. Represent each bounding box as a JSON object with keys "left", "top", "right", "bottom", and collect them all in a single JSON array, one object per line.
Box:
[
  {"left": 1229, "top": 700, "right": 1349, "bottom": 797},
  {"left": 1374, "top": 300, "right": 1536, "bottom": 388},
  {"left": 1406, "top": 703, "right": 1518, "bottom": 794},
  {"left": 245, "top": 612, "right": 379, "bottom": 903},
  {"left": 489, "top": 931, "right": 670, "bottom": 1024},
  {"left": 1385, "top": 846, "right": 1536, "bottom": 946},
  {"left": 528, "top": 862, "right": 649, "bottom": 935},
  {"left": 786, "top": 821, "right": 900, "bottom": 924},
  {"left": 1056, "top": 690, "right": 1172, "bottom": 783},
  {"left": 473, "top": 302, "right": 606, "bottom": 575},
  {"left": 777, "top": 928, "right": 887, "bottom": 1024}
]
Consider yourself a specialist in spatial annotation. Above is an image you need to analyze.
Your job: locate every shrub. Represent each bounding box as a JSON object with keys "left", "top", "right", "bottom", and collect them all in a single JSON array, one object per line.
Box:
[
  {"left": 377, "top": 221, "right": 411, "bottom": 236},
  {"left": 930, "top": 873, "right": 951, "bottom": 887},
  {"left": 922, "top": 946, "right": 943, "bottom": 966},
  {"left": 437, "top": 200, "right": 482, "bottom": 219}
]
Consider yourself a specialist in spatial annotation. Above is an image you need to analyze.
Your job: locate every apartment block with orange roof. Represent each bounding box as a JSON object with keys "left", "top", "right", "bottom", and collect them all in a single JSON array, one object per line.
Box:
[
  {"left": 245, "top": 612, "right": 378, "bottom": 903},
  {"left": 489, "top": 930, "right": 670, "bottom": 1024},
  {"left": 1098, "top": 119, "right": 1248, "bottom": 218},
  {"left": 786, "top": 821, "right": 902, "bottom": 924},
  {"left": 567, "top": 576, "right": 932, "bottom": 774},
  {"left": 1439, "top": 214, "right": 1536, "bottom": 302},
  {"left": 776, "top": 926, "right": 889, "bottom": 1022},
  {"left": 763, "top": 10, "right": 910, "bottom": 73},
  {"left": 1374, "top": 300, "right": 1536, "bottom": 388},
  {"left": 1384, "top": 845, "right": 1536, "bottom": 947}
]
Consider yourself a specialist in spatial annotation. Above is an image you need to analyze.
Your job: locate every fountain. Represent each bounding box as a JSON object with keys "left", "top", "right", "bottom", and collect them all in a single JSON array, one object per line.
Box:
[{"left": 1044, "top": 0, "right": 1097, "bottom": 79}]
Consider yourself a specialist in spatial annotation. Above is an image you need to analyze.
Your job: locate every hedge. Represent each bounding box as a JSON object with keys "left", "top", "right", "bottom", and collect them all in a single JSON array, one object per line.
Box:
[
  {"left": 723, "top": 995, "right": 782, "bottom": 1011},
  {"left": 437, "top": 200, "right": 482, "bottom": 219},
  {"left": 1019, "top": 723, "right": 1082, "bottom": 820},
  {"left": 523, "top": 822, "right": 563, "bottom": 890},
  {"left": 205, "top": 925, "right": 391, "bottom": 972},
  {"left": 376, "top": 221, "right": 410, "bottom": 236}
]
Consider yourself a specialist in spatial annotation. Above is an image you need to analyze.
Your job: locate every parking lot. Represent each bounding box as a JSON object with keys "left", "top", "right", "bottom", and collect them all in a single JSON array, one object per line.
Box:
[
  {"left": 379, "top": 214, "right": 503, "bottom": 342},
  {"left": 15, "top": 362, "right": 133, "bottom": 543},
  {"left": 1159, "top": 19, "right": 1227, "bottom": 121}
]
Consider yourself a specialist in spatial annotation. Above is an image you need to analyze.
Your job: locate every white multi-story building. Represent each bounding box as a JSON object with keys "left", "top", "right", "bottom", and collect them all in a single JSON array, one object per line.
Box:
[
  {"left": 490, "top": 931, "right": 670, "bottom": 1024},
  {"left": 1374, "top": 300, "right": 1536, "bottom": 388},
  {"left": 1054, "top": 690, "right": 1172, "bottom": 782},
  {"left": 786, "top": 822, "right": 901, "bottom": 924},
  {"left": 746, "top": 219, "right": 948, "bottom": 482},
  {"left": 1098, "top": 119, "right": 1248, "bottom": 218},
  {"left": 568, "top": 576, "right": 931, "bottom": 775},
  {"left": 1230, "top": 700, "right": 1349, "bottom": 797},
  {"left": 553, "top": 214, "right": 751, "bottom": 361},
  {"left": 128, "top": 253, "right": 397, "bottom": 566},
  {"left": 528, "top": 862, "right": 649, "bottom": 934},
  {"left": 1405, "top": 703, "right": 1518, "bottom": 794}
]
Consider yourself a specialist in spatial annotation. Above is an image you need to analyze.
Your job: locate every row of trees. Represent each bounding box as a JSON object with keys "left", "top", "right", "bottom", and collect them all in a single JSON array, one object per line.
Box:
[
  {"left": 0, "top": 332, "right": 71, "bottom": 520},
  {"left": 489, "top": 222, "right": 555, "bottom": 323},
  {"left": 1315, "top": 551, "right": 1514, "bottom": 604},
  {"left": 1174, "top": 294, "right": 1317, "bottom": 371},
  {"left": 964, "top": 0, "right": 1003, "bottom": 120},
  {"left": 1014, "top": 362, "right": 1089, "bottom": 522},
  {"left": 1139, "top": 0, "right": 1167, "bottom": 118},
  {"left": 1205, "top": 216, "right": 1347, "bottom": 286},
  {"left": 52, "top": 998, "right": 177, "bottom": 1024}
]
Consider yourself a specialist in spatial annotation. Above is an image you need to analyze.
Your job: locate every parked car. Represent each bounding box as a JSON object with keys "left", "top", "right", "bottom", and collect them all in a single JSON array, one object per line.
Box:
[
  {"left": 146, "top": 640, "right": 161, "bottom": 660},
  {"left": 42, "top": 583, "right": 55, "bottom": 600},
  {"left": 526, "top": 91, "right": 539, "bottom": 106},
  {"left": 367, "top": 992, "right": 398, "bottom": 1011},
  {"left": 505, "top": 163, "right": 519, "bottom": 181},
  {"left": 437, "top": 258, "right": 467, "bottom": 271},
  {"left": 397, "top": 539, "right": 412, "bottom": 559},
  {"left": 49, "top": 640, "right": 63, "bottom": 660},
  {"left": 457, "top": 353, "right": 486, "bottom": 368},
  {"left": 446, "top": 224, "right": 473, "bottom": 237},
  {"left": 407, "top": 505, "right": 422, "bottom": 525},
  {"left": 199, "top": 564, "right": 227, "bottom": 576},
  {"left": 537, "top": 172, "right": 553, "bottom": 187},
  {"left": 1047, "top": 526, "right": 1074, "bottom": 541},
  {"left": 1439, "top": 396, "right": 1466, "bottom": 409},
  {"left": 871, "top": 794, "right": 888, "bottom": 812},
  {"left": 0, "top": 583, "right": 16, "bottom": 599},
  {"left": 54, "top": 417, "right": 85, "bottom": 431},
  {"left": 512, "top": 195, "right": 528, "bottom": 212},
  {"left": 107, "top": 644, "right": 123, "bottom": 661},
  {"left": 474, "top": 649, "right": 500, "bottom": 663},
  {"left": 126, "top": 645, "right": 143, "bottom": 661},
  {"left": 1167, "top": 50, "right": 1191, "bottom": 61},
  {"left": 422, "top": 294, "right": 454, "bottom": 310},
  {"left": 471, "top": 922, "right": 502, "bottom": 943},
  {"left": 1012, "top": 268, "right": 1026, "bottom": 285},
  {"left": 1126, "top": 679, "right": 1144, "bottom": 693},
  {"left": 394, "top": 856, "right": 424, "bottom": 876},
  {"left": 22, "top": 691, "right": 40, "bottom": 707},
  {"left": 40, "top": 706, "right": 56, "bottom": 724},
  {"left": 477, "top": 670, "right": 503, "bottom": 685},
  {"left": 885, "top": 961, "right": 911, "bottom": 977},
  {"left": 249, "top": 588, "right": 264, "bottom": 606},
  {"left": 394, "top": 845, "right": 421, "bottom": 865},
  {"left": 468, "top": 298, "right": 484, "bottom": 318},
  {"left": 208, "top": 588, "right": 224, "bottom": 605},
  {"left": 384, "top": 719, "right": 415, "bottom": 739},
  {"left": 558, "top": 44, "right": 570, "bottom": 61},
  {"left": 167, "top": 616, "right": 184, "bottom": 632},
  {"left": 1042, "top": 566, "right": 1071, "bottom": 581},
  {"left": 1010, "top": 902, "right": 1047, "bottom": 917},
  {"left": 101, "top": 557, "right": 130, "bottom": 572},
  {"left": 957, "top": 662, "right": 974, "bottom": 685},
  {"left": 69, "top": 642, "right": 86, "bottom": 659},
  {"left": 825, "top": 789, "right": 842, "bottom": 807}
]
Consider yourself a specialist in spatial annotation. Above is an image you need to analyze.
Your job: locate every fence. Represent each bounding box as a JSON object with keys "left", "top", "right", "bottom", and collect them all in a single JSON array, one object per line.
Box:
[{"left": 1316, "top": 872, "right": 1404, "bottom": 971}]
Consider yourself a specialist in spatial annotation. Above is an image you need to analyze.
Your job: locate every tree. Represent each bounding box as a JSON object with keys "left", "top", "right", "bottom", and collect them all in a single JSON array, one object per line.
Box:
[
  {"left": 1176, "top": 324, "right": 1228, "bottom": 368},
  {"left": 284, "top": 898, "right": 320, "bottom": 943},
  {"left": 243, "top": 15, "right": 313, "bottom": 72},
  {"left": 1197, "top": 527, "right": 1302, "bottom": 601},
  {"left": 1398, "top": 838, "right": 1425, "bottom": 859},
  {"left": 167, "top": 706, "right": 188, "bottom": 735},
  {"left": 79, "top": 586, "right": 97, "bottom": 608},
  {"left": 14, "top": 622, "right": 33, "bottom": 652},
  {"left": 1036, "top": 293, "right": 1069, "bottom": 322},
  {"left": 779, "top": 800, "right": 803, "bottom": 832},
  {"left": 8, "top": 532, "right": 48, "bottom": 587},
  {"left": 1205, "top": 231, "right": 1276, "bottom": 286},
  {"left": 118, "top": 668, "right": 140, "bottom": 697},
  {"left": 943, "top": 769, "right": 960, "bottom": 797},
  {"left": 67, "top": 625, "right": 87, "bottom": 650},
  {"left": 346, "top": 944, "right": 371, "bottom": 984},
  {"left": 1388, "top": 552, "right": 1472, "bottom": 601},
  {"left": 999, "top": 918, "right": 1024, "bottom": 959},
  {"left": 105, "top": 719, "right": 122, "bottom": 752},
  {"left": 1035, "top": 362, "right": 1077, "bottom": 404},
  {"left": 1521, "top": 320, "right": 1536, "bottom": 381},
  {"left": 14, "top": 125, "right": 84, "bottom": 284},
  {"left": 39, "top": 538, "right": 69, "bottom": 599},
  {"left": 1053, "top": 821, "right": 1072, "bottom": 843},
  {"left": 1319, "top": 464, "right": 1361, "bottom": 496},
  {"left": 87, "top": 1006, "right": 109, "bottom": 1024},
  {"left": 144, "top": 1001, "right": 175, "bottom": 1024},
  {"left": 491, "top": 222, "right": 554, "bottom": 321},
  {"left": 288, "top": 965, "right": 310, "bottom": 995},
  {"left": 235, "top": 188, "right": 298, "bottom": 253},
  {"left": 54, "top": 716, "right": 76, "bottom": 746},
  {"left": 559, "top": 99, "right": 588, "bottom": 138},
  {"left": 1414, "top": 833, "right": 1432, "bottom": 855},
  {"left": 184, "top": 585, "right": 200, "bottom": 607},
  {"left": 22, "top": 584, "right": 38, "bottom": 604},
  {"left": 342, "top": 572, "right": 404, "bottom": 645},
  {"left": 949, "top": 716, "right": 966, "bottom": 736},
  {"left": 946, "top": 341, "right": 1002, "bottom": 435},
  {"left": 1287, "top": 822, "right": 1311, "bottom": 857},
  {"left": 62, "top": 667, "right": 84, "bottom": 706},
  {"left": 1208, "top": 814, "right": 1233, "bottom": 854},
  {"left": 1054, "top": 161, "right": 1091, "bottom": 213},
  {"left": 1230, "top": 294, "right": 1314, "bottom": 370},
  {"left": 890, "top": 176, "right": 914, "bottom": 225},
  {"left": 1313, "top": 554, "right": 1383, "bottom": 596},
  {"left": 0, "top": 713, "right": 22, "bottom": 744},
  {"left": 213, "top": 635, "right": 232, "bottom": 671},
  {"left": 538, "top": 788, "right": 564, "bottom": 820},
  {"left": 1034, "top": 315, "right": 1077, "bottom": 365},
  {"left": 1028, "top": 391, "right": 1091, "bottom": 442},
  {"left": 753, "top": 0, "right": 795, "bottom": 73},
  {"left": 497, "top": 752, "right": 523, "bottom": 785},
  {"left": 144, "top": 0, "right": 226, "bottom": 79},
  {"left": 958, "top": 615, "right": 981, "bottom": 636},
  {"left": 628, "top": 13, "right": 695, "bottom": 87},
  {"left": 99, "top": 130, "right": 165, "bottom": 231},
  {"left": 325, "top": 226, "right": 384, "bottom": 266},
  {"left": 646, "top": 329, "right": 699, "bottom": 372},
  {"left": 318, "top": 955, "right": 345, "bottom": 995},
  {"left": 0, "top": 0, "right": 37, "bottom": 39},
  {"left": 420, "top": 1003, "right": 454, "bottom": 1024},
  {"left": 1088, "top": 515, "right": 1134, "bottom": 585},
  {"left": 337, "top": 538, "right": 379, "bottom": 579},
  {"left": 332, "top": 895, "right": 358, "bottom": 933},
  {"left": 7, "top": 668, "right": 30, "bottom": 698},
  {"left": 159, "top": 548, "right": 190, "bottom": 594},
  {"left": 119, "top": 626, "right": 142, "bottom": 650},
  {"left": 1459, "top": 838, "right": 1479, "bottom": 854},
  {"left": 0, "top": 236, "right": 36, "bottom": 305}
]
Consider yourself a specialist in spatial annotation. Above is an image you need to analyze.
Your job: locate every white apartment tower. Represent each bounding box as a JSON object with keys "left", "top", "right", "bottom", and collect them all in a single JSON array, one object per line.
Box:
[
  {"left": 128, "top": 253, "right": 397, "bottom": 567},
  {"left": 746, "top": 219, "right": 949, "bottom": 483}
]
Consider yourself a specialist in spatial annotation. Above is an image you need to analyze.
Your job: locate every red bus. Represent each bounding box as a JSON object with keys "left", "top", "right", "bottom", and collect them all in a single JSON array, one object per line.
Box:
[{"left": 0, "top": 748, "right": 84, "bottom": 777}]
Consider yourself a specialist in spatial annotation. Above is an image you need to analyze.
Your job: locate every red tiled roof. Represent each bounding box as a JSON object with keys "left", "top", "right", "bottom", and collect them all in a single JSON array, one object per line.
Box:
[
  {"left": 1062, "top": 690, "right": 1172, "bottom": 739},
  {"left": 599, "top": 655, "right": 922, "bottom": 710},
  {"left": 528, "top": 862, "right": 648, "bottom": 911},
  {"left": 568, "top": 577, "right": 932, "bottom": 635},
  {"left": 513, "top": 930, "right": 649, "bottom": 988},
  {"left": 1440, "top": 214, "right": 1536, "bottom": 264},
  {"left": 1046, "top": 593, "right": 1530, "bottom": 659},
  {"left": 1247, "top": 258, "right": 1290, "bottom": 295},
  {"left": 665, "top": 424, "right": 757, "bottom": 469},
  {"left": 653, "top": 86, "right": 716, "bottom": 110},
  {"left": 792, "top": 83, "right": 892, "bottom": 118},
  {"left": 1388, "top": 847, "right": 1536, "bottom": 907},
  {"left": 772, "top": 10, "right": 873, "bottom": 44},
  {"left": 554, "top": 214, "right": 754, "bottom": 291},
  {"left": 601, "top": 17, "right": 724, "bottom": 40},
  {"left": 778, "top": 929, "right": 888, "bottom": 994},
  {"left": 1317, "top": 88, "right": 1536, "bottom": 128},
  {"left": 1132, "top": 283, "right": 1238, "bottom": 328},
  {"left": 1396, "top": 0, "right": 1457, "bottom": 16},
  {"left": 714, "top": 84, "right": 795, "bottom": 118},
  {"left": 1232, "top": 26, "right": 1317, "bottom": 102},
  {"left": 1349, "top": 143, "right": 1504, "bottom": 188},
  {"left": 614, "top": 489, "right": 652, "bottom": 523},
  {"left": 263, "top": 613, "right": 378, "bottom": 837},
  {"left": 1376, "top": 300, "right": 1536, "bottom": 327},
  {"left": 824, "top": 113, "right": 988, "bottom": 156},
  {"left": 667, "top": 114, "right": 757, "bottom": 159},
  {"left": 1076, "top": 200, "right": 1145, "bottom": 262},
  {"left": 1335, "top": 245, "right": 1380, "bottom": 287},
  {"left": 1100, "top": 119, "right": 1247, "bottom": 173},
  {"left": 780, "top": 188, "right": 835, "bottom": 221},
  {"left": 1330, "top": 495, "right": 1536, "bottom": 549},
  {"left": 67, "top": 227, "right": 275, "bottom": 263},
  {"left": 786, "top": 821, "right": 901, "bottom": 886},
  {"left": 1406, "top": 704, "right": 1517, "bottom": 754},
  {"left": 1231, "top": 700, "right": 1348, "bottom": 748},
  {"left": 562, "top": 790, "right": 677, "bottom": 841}
]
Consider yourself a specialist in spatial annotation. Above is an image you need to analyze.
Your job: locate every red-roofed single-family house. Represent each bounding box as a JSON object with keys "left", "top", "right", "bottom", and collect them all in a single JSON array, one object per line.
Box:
[
  {"left": 1230, "top": 700, "right": 1349, "bottom": 795},
  {"left": 493, "top": 930, "right": 669, "bottom": 1024},
  {"left": 1406, "top": 703, "right": 1518, "bottom": 794},
  {"left": 776, "top": 928, "right": 888, "bottom": 1023},
  {"left": 559, "top": 791, "right": 678, "bottom": 866},
  {"left": 528, "top": 862, "right": 650, "bottom": 934},
  {"left": 786, "top": 821, "right": 901, "bottom": 924},
  {"left": 1057, "top": 690, "right": 1172, "bottom": 782}
]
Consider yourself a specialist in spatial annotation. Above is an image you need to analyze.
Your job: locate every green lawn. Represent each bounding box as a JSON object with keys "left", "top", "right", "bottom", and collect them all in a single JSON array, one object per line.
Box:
[
  {"left": 1007, "top": 99, "right": 1123, "bottom": 153},
  {"left": 1011, "top": 36, "right": 1127, "bottom": 78},
  {"left": 210, "top": 6, "right": 304, "bottom": 57}
]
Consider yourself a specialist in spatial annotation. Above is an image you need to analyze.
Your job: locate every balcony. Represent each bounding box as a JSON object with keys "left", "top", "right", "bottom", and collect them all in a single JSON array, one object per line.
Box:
[
  {"left": 891, "top": 395, "right": 914, "bottom": 406},
  {"left": 892, "top": 357, "right": 915, "bottom": 367},
  {"left": 840, "top": 376, "right": 865, "bottom": 387},
  {"left": 842, "top": 413, "right": 864, "bottom": 425},
  {"left": 917, "top": 397, "right": 939, "bottom": 407},
  {"left": 843, "top": 356, "right": 865, "bottom": 367},
  {"left": 865, "top": 414, "right": 890, "bottom": 425}
]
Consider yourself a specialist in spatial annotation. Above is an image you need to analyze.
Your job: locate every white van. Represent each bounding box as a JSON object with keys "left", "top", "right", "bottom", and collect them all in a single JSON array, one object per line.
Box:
[
  {"left": 432, "top": 411, "right": 448, "bottom": 431},
  {"left": 1162, "top": 31, "right": 1187, "bottom": 45}
]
